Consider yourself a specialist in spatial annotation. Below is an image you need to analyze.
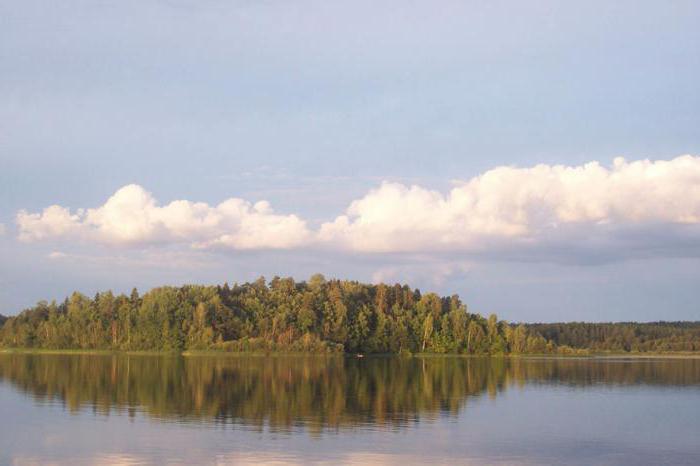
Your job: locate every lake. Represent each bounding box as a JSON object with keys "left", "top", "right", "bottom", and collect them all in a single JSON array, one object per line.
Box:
[{"left": 0, "top": 354, "right": 699, "bottom": 465}]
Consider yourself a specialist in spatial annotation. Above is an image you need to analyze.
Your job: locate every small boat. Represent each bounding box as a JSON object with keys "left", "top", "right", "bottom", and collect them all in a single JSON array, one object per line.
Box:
[{"left": 355, "top": 353, "right": 365, "bottom": 358}]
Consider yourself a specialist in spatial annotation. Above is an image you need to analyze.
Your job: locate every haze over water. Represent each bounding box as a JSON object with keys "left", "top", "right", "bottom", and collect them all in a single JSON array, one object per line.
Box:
[{"left": 0, "top": 354, "right": 698, "bottom": 465}]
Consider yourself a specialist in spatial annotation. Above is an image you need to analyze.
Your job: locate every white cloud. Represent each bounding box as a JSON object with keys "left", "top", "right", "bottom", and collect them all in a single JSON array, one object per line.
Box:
[
  {"left": 15, "top": 156, "right": 700, "bottom": 261},
  {"left": 319, "top": 155, "right": 700, "bottom": 252},
  {"left": 47, "top": 251, "right": 67, "bottom": 260},
  {"left": 17, "top": 184, "right": 311, "bottom": 250},
  {"left": 17, "top": 206, "right": 82, "bottom": 242}
]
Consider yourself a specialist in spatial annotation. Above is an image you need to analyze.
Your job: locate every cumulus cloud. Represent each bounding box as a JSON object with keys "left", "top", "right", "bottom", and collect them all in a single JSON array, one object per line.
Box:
[
  {"left": 319, "top": 155, "right": 700, "bottom": 253},
  {"left": 17, "top": 206, "right": 83, "bottom": 242},
  {"left": 15, "top": 156, "right": 700, "bottom": 261},
  {"left": 17, "top": 184, "right": 311, "bottom": 250}
]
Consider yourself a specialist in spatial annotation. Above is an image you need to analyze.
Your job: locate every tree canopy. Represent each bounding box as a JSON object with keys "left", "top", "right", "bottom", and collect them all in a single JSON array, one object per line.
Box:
[
  {"left": 1, "top": 276, "right": 698, "bottom": 354},
  {"left": 527, "top": 322, "right": 700, "bottom": 353}
]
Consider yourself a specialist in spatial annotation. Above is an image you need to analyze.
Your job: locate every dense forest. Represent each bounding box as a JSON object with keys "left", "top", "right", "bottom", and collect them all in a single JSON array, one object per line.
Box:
[
  {"left": 0, "top": 275, "right": 698, "bottom": 354},
  {"left": 528, "top": 322, "right": 700, "bottom": 353},
  {"left": 0, "top": 275, "right": 551, "bottom": 354}
]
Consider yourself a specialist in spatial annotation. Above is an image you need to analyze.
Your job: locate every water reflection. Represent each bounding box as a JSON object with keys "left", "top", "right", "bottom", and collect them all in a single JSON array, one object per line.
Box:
[{"left": 0, "top": 354, "right": 698, "bottom": 432}]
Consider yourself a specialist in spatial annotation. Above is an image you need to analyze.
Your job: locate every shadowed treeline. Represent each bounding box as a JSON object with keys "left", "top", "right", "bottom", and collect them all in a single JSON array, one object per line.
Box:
[
  {"left": 527, "top": 322, "right": 700, "bottom": 352},
  {"left": 1, "top": 354, "right": 698, "bottom": 432}
]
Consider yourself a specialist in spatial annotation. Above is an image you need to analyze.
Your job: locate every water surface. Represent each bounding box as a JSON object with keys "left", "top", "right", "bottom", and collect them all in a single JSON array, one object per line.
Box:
[{"left": 0, "top": 353, "right": 698, "bottom": 465}]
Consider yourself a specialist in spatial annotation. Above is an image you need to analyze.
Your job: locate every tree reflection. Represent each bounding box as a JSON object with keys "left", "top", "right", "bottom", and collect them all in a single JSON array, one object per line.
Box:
[{"left": 0, "top": 354, "right": 698, "bottom": 432}]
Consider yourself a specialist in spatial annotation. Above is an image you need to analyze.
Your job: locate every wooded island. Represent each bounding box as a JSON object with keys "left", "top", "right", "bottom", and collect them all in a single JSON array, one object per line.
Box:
[{"left": 1, "top": 275, "right": 698, "bottom": 354}]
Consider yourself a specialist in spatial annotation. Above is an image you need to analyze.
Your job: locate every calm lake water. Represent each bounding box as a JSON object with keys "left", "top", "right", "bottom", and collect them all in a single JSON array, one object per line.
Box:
[{"left": 0, "top": 354, "right": 699, "bottom": 465}]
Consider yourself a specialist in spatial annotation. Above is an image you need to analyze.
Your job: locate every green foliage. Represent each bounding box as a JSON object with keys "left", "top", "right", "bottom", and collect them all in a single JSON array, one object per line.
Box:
[
  {"left": 527, "top": 322, "right": 700, "bottom": 353},
  {"left": 2, "top": 277, "right": 698, "bottom": 354}
]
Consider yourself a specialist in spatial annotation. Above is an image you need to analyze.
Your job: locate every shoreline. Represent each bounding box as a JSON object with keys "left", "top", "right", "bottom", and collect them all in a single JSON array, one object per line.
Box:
[{"left": 1, "top": 348, "right": 699, "bottom": 359}]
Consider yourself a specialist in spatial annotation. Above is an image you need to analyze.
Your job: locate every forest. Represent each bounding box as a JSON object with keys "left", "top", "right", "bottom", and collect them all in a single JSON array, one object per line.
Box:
[
  {"left": 0, "top": 275, "right": 698, "bottom": 354},
  {"left": 528, "top": 322, "right": 700, "bottom": 353}
]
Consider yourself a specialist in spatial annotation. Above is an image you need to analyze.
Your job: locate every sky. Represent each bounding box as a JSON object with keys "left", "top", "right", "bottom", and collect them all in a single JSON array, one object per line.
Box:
[{"left": 1, "top": 0, "right": 699, "bottom": 322}]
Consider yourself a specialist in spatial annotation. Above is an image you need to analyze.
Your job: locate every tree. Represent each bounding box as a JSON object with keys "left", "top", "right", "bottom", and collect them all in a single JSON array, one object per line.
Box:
[
  {"left": 422, "top": 313, "right": 434, "bottom": 352},
  {"left": 3, "top": 277, "right": 698, "bottom": 355}
]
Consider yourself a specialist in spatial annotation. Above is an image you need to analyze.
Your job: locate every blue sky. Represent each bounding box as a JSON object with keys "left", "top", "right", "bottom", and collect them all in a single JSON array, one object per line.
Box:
[{"left": 1, "top": 0, "right": 699, "bottom": 321}]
